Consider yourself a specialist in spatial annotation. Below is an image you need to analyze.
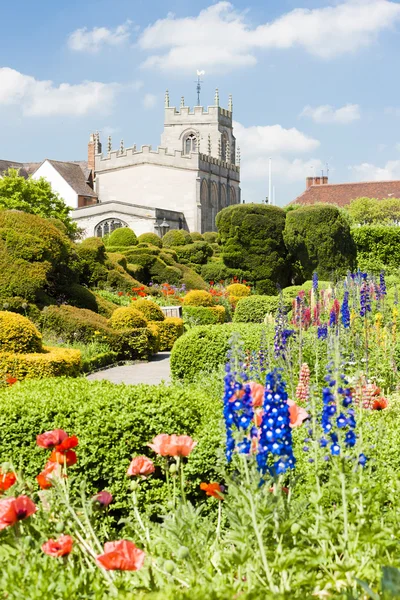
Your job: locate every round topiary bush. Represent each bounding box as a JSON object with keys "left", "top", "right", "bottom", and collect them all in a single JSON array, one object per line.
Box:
[
  {"left": 162, "top": 230, "right": 192, "bottom": 247},
  {"left": 106, "top": 228, "right": 138, "bottom": 248},
  {"left": 233, "top": 295, "right": 292, "bottom": 323},
  {"left": 203, "top": 232, "right": 218, "bottom": 244},
  {"left": 182, "top": 290, "right": 214, "bottom": 307},
  {"left": 0, "top": 311, "right": 43, "bottom": 353},
  {"left": 110, "top": 306, "right": 148, "bottom": 329},
  {"left": 133, "top": 299, "right": 165, "bottom": 321},
  {"left": 226, "top": 283, "right": 251, "bottom": 298},
  {"left": 190, "top": 232, "right": 204, "bottom": 242},
  {"left": 138, "top": 232, "right": 163, "bottom": 248}
]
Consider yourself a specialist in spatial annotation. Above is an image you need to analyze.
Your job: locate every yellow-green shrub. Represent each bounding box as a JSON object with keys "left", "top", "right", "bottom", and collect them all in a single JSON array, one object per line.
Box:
[
  {"left": 149, "top": 317, "right": 184, "bottom": 351},
  {"left": 110, "top": 306, "right": 148, "bottom": 329},
  {"left": 133, "top": 299, "right": 165, "bottom": 321},
  {"left": 209, "top": 305, "right": 226, "bottom": 323},
  {"left": 226, "top": 283, "right": 251, "bottom": 298},
  {"left": 0, "top": 346, "right": 81, "bottom": 379},
  {"left": 0, "top": 311, "right": 42, "bottom": 353},
  {"left": 182, "top": 290, "right": 214, "bottom": 307}
]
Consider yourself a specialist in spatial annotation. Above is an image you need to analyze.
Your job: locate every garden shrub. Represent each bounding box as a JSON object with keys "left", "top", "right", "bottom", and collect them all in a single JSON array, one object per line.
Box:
[
  {"left": 0, "top": 296, "right": 41, "bottom": 322},
  {"left": 0, "top": 377, "right": 223, "bottom": 518},
  {"left": 41, "top": 305, "right": 110, "bottom": 343},
  {"left": 282, "top": 280, "right": 331, "bottom": 300},
  {"left": 170, "top": 323, "right": 269, "bottom": 382},
  {"left": 210, "top": 305, "right": 226, "bottom": 323},
  {"left": 107, "top": 252, "right": 128, "bottom": 270},
  {"left": 210, "top": 242, "right": 221, "bottom": 256},
  {"left": 126, "top": 263, "right": 145, "bottom": 280},
  {"left": 75, "top": 237, "right": 108, "bottom": 287},
  {"left": 92, "top": 292, "right": 119, "bottom": 318},
  {"left": 352, "top": 225, "right": 400, "bottom": 273},
  {"left": 64, "top": 283, "right": 98, "bottom": 313},
  {"left": 216, "top": 204, "right": 291, "bottom": 292},
  {"left": 123, "top": 247, "right": 161, "bottom": 261},
  {"left": 182, "top": 306, "right": 221, "bottom": 326},
  {"left": 173, "top": 242, "right": 213, "bottom": 265},
  {"left": 201, "top": 262, "right": 248, "bottom": 283},
  {"left": 0, "top": 311, "right": 42, "bottom": 353},
  {"left": 203, "top": 232, "right": 218, "bottom": 244},
  {"left": 133, "top": 299, "right": 165, "bottom": 321},
  {"left": 179, "top": 265, "right": 209, "bottom": 291},
  {"left": 138, "top": 232, "right": 163, "bottom": 248},
  {"left": 110, "top": 306, "right": 148, "bottom": 329},
  {"left": 106, "top": 269, "right": 141, "bottom": 293},
  {"left": 283, "top": 204, "right": 356, "bottom": 281},
  {"left": 0, "top": 346, "right": 81, "bottom": 379},
  {"left": 190, "top": 232, "right": 204, "bottom": 241},
  {"left": 149, "top": 317, "right": 184, "bottom": 351},
  {"left": 162, "top": 230, "right": 192, "bottom": 247},
  {"left": 233, "top": 295, "right": 291, "bottom": 323},
  {"left": 106, "top": 227, "right": 138, "bottom": 248},
  {"left": 226, "top": 283, "right": 251, "bottom": 298},
  {"left": 183, "top": 290, "right": 214, "bottom": 307},
  {"left": 150, "top": 259, "right": 182, "bottom": 285}
]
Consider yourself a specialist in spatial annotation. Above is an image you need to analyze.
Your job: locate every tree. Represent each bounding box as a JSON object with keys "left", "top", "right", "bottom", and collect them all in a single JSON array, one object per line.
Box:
[
  {"left": 0, "top": 169, "right": 78, "bottom": 237},
  {"left": 347, "top": 197, "right": 400, "bottom": 225}
]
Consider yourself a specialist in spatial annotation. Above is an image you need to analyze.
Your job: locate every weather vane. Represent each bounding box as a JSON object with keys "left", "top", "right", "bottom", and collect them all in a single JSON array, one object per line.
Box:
[{"left": 196, "top": 70, "right": 205, "bottom": 105}]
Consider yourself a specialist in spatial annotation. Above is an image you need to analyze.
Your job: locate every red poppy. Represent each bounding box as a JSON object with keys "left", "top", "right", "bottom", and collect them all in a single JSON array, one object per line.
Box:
[
  {"left": 372, "top": 397, "right": 388, "bottom": 410},
  {"left": 0, "top": 470, "right": 16, "bottom": 493},
  {"left": 55, "top": 435, "right": 79, "bottom": 453},
  {"left": 0, "top": 495, "right": 36, "bottom": 530},
  {"left": 127, "top": 456, "right": 155, "bottom": 477},
  {"left": 5, "top": 376, "right": 18, "bottom": 386},
  {"left": 36, "top": 462, "right": 60, "bottom": 490},
  {"left": 36, "top": 429, "right": 68, "bottom": 449},
  {"left": 200, "top": 482, "right": 224, "bottom": 500},
  {"left": 269, "top": 487, "right": 289, "bottom": 495},
  {"left": 118, "top": 292, "right": 124, "bottom": 297},
  {"left": 42, "top": 535, "right": 73, "bottom": 557},
  {"left": 92, "top": 491, "right": 113, "bottom": 507},
  {"left": 49, "top": 449, "right": 77, "bottom": 467},
  {"left": 96, "top": 540, "right": 145, "bottom": 571}
]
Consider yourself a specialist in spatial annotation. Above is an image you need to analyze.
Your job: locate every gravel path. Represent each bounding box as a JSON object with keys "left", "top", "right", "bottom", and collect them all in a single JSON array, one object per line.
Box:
[{"left": 86, "top": 352, "right": 171, "bottom": 385}]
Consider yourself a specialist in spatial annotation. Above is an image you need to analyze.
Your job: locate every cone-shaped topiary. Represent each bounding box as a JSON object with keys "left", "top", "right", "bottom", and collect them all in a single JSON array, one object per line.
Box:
[
  {"left": 133, "top": 299, "right": 165, "bottom": 321},
  {"left": 110, "top": 306, "right": 148, "bottom": 329},
  {"left": 182, "top": 290, "right": 214, "bottom": 307},
  {"left": 107, "top": 228, "right": 138, "bottom": 248},
  {"left": 0, "top": 311, "right": 43, "bottom": 353}
]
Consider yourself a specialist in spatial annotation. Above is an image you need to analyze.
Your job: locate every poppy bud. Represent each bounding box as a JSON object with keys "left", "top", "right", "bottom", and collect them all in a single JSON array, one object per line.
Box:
[
  {"left": 177, "top": 546, "right": 189, "bottom": 560},
  {"left": 55, "top": 521, "right": 65, "bottom": 533},
  {"left": 164, "top": 560, "right": 175, "bottom": 573},
  {"left": 169, "top": 463, "right": 177, "bottom": 474},
  {"left": 130, "top": 480, "right": 139, "bottom": 491},
  {"left": 291, "top": 523, "right": 301, "bottom": 535}
]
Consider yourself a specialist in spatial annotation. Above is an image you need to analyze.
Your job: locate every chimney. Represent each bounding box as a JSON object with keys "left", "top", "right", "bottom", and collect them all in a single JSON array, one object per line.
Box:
[
  {"left": 88, "top": 133, "right": 96, "bottom": 175},
  {"left": 306, "top": 175, "right": 328, "bottom": 189}
]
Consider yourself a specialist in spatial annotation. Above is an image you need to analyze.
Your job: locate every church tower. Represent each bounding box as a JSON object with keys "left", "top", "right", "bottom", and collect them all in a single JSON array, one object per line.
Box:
[{"left": 160, "top": 89, "right": 236, "bottom": 164}]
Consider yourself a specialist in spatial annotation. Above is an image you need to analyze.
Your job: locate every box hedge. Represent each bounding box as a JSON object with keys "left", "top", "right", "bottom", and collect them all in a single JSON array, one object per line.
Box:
[
  {"left": 133, "top": 299, "right": 165, "bottom": 321},
  {"left": 0, "top": 346, "right": 81, "bottom": 379},
  {"left": 183, "top": 306, "right": 225, "bottom": 327},
  {"left": 106, "top": 227, "right": 138, "bottom": 247},
  {"left": 0, "top": 311, "right": 43, "bottom": 353},
  {"left": 233, "top": 295, "right": 291, "bottom": 323},
  {"left": 0, "top": 377, "right": 224, "bottom": 519},
  {"left": 149, "top": 317, "right": 184, "bottom": 351},
  {"left": 110, "top": 306, "right": 148, "bottom": 329},
  {"left": 162, "top": 230, "right": 192, "bottom": 247},
  {"left": 201, "top": 261, "right": 249, "bottom": 283},
  {"left": 352, "top": 225, "right": 400, "bottom": 273},
  {"left": 138, "top": 232, "right": 163, "bottom": 248},
  {"left": 182, "top": 290, "right": 214, "bottom": 307},
  {"left": 173, "top": 241, "right": 213, "bottom": 265}
]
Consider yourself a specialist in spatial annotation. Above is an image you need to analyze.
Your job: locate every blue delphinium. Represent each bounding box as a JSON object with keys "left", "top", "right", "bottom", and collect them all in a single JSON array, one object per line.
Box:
[
  {"left": 329, "top": 307, "right": 337, "bottom": 328},
  {"left": 274, "top": 295, "right": 295, "bottom": 359},
  {"left": 341, "top": 291, "right": 350, "bottom": 329},
  {"left": 257, "top": 369, "right": 295, "bottom": 476},
  {"left": 318, "top": 323, "right": 328, "bottom": 340},
  {"left": 312, "top": 271, "right": 319, "bottom": 293},
  {"left": 223, "top": 363, "right": 254, "bottom": 463},
  {"left": 360, "top": 280, "right": 371, "bottom": 317},
  {"left": 380, "top": 271, "right": 387, "bottom": 297},
  {"left": 320, "top": 372, "right": 358, "bottom": 456}
]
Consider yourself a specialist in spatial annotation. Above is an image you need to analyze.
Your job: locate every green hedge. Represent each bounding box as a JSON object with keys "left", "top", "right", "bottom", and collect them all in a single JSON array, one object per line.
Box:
[
  {"left": 106, "top": 227, "right": 138, "bottom": 247},
  {"left": 0, "top": 378, "right": 223, "bottom": 519},
  {"left": 284, "top": 204, "right": 356, "bottom": 281},
  {"left": 162, "top": 230, "right": 192, "bottom": 247},
  {"left": 170, "top": 323, "right": 269, "bottom": 382},
  {"left": 233, "top": 295, "right": 291, "bottom": 323},
  {"left": 182, "top": 306, "right": 221, "bottom": 327},
  {"left": 173, "top": 241, "right": 213, "bottom": 265},
  {"left": 352, "top": 225, "right": 400, "bottom": 273},
  {"left": 138, "top": 232, "right": 163, "bottom": 248},
  {"left": 201, "top": 261, "right": 249, "bottom": 283}
]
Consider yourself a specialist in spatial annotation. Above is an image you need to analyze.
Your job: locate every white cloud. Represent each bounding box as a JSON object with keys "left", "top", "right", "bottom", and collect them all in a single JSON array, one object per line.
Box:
[
  {"left": 138, "top": 0, "right": 400, "bottom": 72},
  {"left": 0, "top": 67, "right": 118, "bottom": 117},
  {"left": 68, "top": 21, "right": 131, "bottom": 53},
  {"left": 301, "top": 103, "right": 360, "bottom": 124},
  {"left": 142, "top": 93, "right": 157, "bottom": 110},
  {"left": 349, "top": 160, "right": 400, "bottom": 181}
]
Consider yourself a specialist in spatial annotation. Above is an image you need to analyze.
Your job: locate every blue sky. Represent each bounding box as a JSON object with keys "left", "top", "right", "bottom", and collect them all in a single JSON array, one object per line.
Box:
[{"left": 1, "top": 0, "right": 400, "bottom": 205}]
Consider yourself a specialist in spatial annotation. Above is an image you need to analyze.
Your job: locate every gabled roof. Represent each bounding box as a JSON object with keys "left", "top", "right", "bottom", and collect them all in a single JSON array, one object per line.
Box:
[
  {"left": 291, "top": 180, "right": 400, "bottom": 207},
  {"left": 38, "top": 159, "right": 97, "bottom": 198},
  {"left": 0, "top": 160, "right": 29, "bottom": 178}
]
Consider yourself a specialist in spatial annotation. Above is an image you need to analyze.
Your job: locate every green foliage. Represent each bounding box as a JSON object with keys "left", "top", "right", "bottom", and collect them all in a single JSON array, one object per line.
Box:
[
  {"left": 0, "top": 296, "right": 41, "bottom": 322},
  {"left": 173, "top": 241, "right": 213, "bottom": 265},
  {"left": 162, "top": 230, "right": 192, "bottom": 247},
  {"left": 138, "top": 232, "right": 163, "bottom": 247},
  {"left": 179, "top": 265, "right": 209, "bottom": 291},
  {"left": 183, "top": 290, "right": 214, "bottom": 307},
  {"left": 170, "top": 323, "right": 268, "bottom": 381},
  {"left": 183, "top": 306, "right": 221, "bottom": 327},
  {"left": 133, "top": 299, "right": 165, "bottom": 321},
  {"left": 233, "top": 295, "right": 291, "bottom": 323},
  {"left": 347, "top": 197, "right": 400, "bottom": 225},
  {"left": 0, "top": 169, "right": 77, "bottom": 237},
  {"left": 203, "top": 232, "right": 218, "bottom": 244},
  {"left": 201, "top": 261, "right": 248, "bottom": 283},
  {"left": 352, "top": 225, "right": 400, "bottom": 273},
  {"left": 75, "top": 237, "right": 108, "bottom": 287},
  {"left": 283, "top": 204, "right": 356, "bottom": 281},
  {"left": 216, "top": 204, "right": 291, "bottom": 291},
  {"left": 106, "top": 227, "right": 138, "bottom": 247},
  {"left": 149, "top": 317, "right": 184, "bottom": 351},
  {"left": 0, "top": 311, "right": 42, "bottom": 353},
  {"left": 64, "top": 283, "right": 99, "bottom": 312},
  {"left": 0, "top": 345, "right": 81, "bottom": 379},
  {"left": 189, "top": 232, "right": 204, "bottom": 241},
  {"left": 110, "top": 306, "right": 148, "bottom": 329}
]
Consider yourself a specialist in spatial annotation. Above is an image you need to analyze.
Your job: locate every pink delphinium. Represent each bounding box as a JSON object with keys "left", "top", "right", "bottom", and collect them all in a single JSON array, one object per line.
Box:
[{"left": 296, "top": 363, "right": 310, "bottom": 402}]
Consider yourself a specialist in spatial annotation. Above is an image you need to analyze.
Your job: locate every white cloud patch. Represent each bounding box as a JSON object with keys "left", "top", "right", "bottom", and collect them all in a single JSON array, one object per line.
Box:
[
  {"left": 349, "top": 160, "right": 400, "bottom": 181},
  {"left": 138, "top": 0, "right": 400, "bottom": 72},
  {"left": 301, "top": 103, "right": 360, "bottom": 124},
  {"left": 0, "top": 67, "right": 118, "bottom": 117},
  {"left": 68, "top": 21, "right": 131, "bottom": 53},
  {"left": 142, "top": 93, "right": 157, "bottom": 110}
]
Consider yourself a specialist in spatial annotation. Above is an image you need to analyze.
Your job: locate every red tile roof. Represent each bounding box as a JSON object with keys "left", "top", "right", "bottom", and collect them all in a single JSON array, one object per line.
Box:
[{"left": 291, "top": 180, "right": 400, "bottom": 207}]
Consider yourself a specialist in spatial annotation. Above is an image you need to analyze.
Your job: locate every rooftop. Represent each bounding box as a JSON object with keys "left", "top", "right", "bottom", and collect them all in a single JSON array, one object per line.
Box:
[{"left": 291, "top": 179, "right": 400, "bottom": 207}]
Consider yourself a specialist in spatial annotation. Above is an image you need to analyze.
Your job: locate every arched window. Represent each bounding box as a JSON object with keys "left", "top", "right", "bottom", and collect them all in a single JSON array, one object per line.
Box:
[
  {"left": 95, "top": 218, "right": 128, "bottom": 237},
  {"left": 184, "top": 133, "right": 197, "bottom": 155}
]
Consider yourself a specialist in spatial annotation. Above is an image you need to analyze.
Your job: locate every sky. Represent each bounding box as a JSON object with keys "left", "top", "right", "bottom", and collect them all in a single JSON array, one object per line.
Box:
[{"left": 1, "top": 0, "right": 400, "bottom": 205}]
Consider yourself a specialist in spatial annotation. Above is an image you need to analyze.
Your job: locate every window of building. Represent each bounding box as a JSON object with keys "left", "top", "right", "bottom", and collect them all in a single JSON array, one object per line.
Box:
[
  {"left": 95, "top": 219, "right": 128, "bottom": 237},
  {"left": 184, "top": 134, "right": 197, "bottom": 155}
]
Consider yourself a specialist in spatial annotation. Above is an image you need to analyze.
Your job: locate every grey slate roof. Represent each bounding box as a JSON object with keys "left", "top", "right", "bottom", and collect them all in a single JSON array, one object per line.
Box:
[
  {"left": 41, "top": 160, "right": 97, "bottom": 198},
  {"left": 0, "top": 160, "right": 29, "bottom": 178}
]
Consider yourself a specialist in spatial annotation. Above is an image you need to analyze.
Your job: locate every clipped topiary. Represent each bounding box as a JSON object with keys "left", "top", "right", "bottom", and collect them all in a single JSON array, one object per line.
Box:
[
  {"left": 106, "top": 227, "right": 138, "bottom": 248},
  {"left": 133, "top": 299, "right": 165, "bottom": 321},
  {"left": 233, "top": 295, "right": 291, "bottom": 323},
  {"left": 148, "top": 317, "right": 184, "bottom": 351},
  {"left": 179, "top": 264, "right": 209, "bottom": 291},
  {"left": 110, "top": 306, "right": 148, "bottom": 329},
  {"left": 162, "top": 229, "right": 192, "bottom": 247},
  {"left": 226, "top": 283, "right": 251, "bottom": 298},
  {"left": 173, "top": 241, "right": 213, "bottom": 265},
  {"left": 216, "top": 204, "right": 291, "bottom": 292},
  {"left": 138, "top": 232, "right": 163, "bottom": 248},
  {"left": 182, "top": 290, "right": 214, "bottom": 307},
  {"left": 0, "top": 311, "right": 42, "bottom": 353},
  {"left": 190, "top": 232, "right": 204, "bottom": 242},
  {"left": 203, "top": 232, "right": 218, "bottom": 244},
  {"left": 201, "top": 262, "right": 248, "bottom": 283},
  {"left": 283, "top": 204, "right": 356, "bottom": 281}
]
